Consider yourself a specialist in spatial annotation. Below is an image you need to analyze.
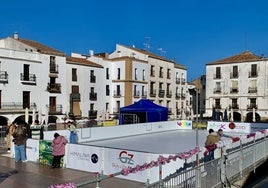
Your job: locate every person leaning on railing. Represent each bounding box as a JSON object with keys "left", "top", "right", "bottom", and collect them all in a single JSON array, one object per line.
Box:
[
  {"left": 204, "top": 129, "right": 220, "bottom": 161},
  {"left": 217, "top": 129, "right": 233, "bottom": 139}
]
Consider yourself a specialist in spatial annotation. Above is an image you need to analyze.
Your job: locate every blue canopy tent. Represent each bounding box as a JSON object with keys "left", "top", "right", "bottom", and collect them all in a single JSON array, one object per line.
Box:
[{"left": 119, "top": 99, "right": 168, "bottom": 125}]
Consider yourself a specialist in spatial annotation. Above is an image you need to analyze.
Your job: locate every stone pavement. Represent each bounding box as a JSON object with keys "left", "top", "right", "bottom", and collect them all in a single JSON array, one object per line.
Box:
[{"left": 0, "top": 155, "right": 144, "bottom": 188}]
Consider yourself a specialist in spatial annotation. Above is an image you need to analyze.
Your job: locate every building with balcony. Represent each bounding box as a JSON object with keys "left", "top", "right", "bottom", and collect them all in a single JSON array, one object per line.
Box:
[
  {"left": 205, "top": 51, "right": 268, "bottom": 122},
  {"left": 0, "top": 33, "right": 67, "bottom": 125}
]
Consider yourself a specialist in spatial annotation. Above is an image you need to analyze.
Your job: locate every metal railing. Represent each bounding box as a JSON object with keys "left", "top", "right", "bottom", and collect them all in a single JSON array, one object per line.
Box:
[
  {"left": 73, "top": 132, "right": 268, "bottom": 188},
  {"left": 145, "top": 135, "right": 268, "bottom": 188}
]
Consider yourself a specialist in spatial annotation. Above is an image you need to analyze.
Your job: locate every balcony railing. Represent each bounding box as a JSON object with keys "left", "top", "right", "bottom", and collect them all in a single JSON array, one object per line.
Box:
[
  {"left": 70, "top": 93, "right": 81, "bottom": 101},
  {"left": 230, "top": 87, "right": 238, "bottom": 93},
  {"left": 134, "top": 91, "right": 140, "bottom": 98},
  {"left": 213, "top": 73, "right": 221, "bottom": 79},
  {"left": 0, "top": 102, "right": 36, "bottom": 111},
  {"left": 141, "top": 91, "right": 147, "bottom": 98},
  {"left": 150, "top": 70, "right": 155, "bottom": 77},
  {"left": 175, "top": 93, "right": 181, "bottom": 100},
  {"left": 213, "top": 88, "right": 222, "bottom": 94},
  {"left": 49, "top": 64, "right": 58, "bottom": 73},
  {"left": 47, "top": 83, "right": 61, "bottom": 93},
  {"left": 166, "top": 90, "right": 172, "bottom": 98},
  {"left": 20, "top": 73, "right": 36, "bottom": 85},
  {"left": 230, "top": 72, "right": 238, "bottom": 79},
  {"left": 248, "top": 71, "right": 258, "bottom": 78},
  {"left": 247, "top": 104, "right": 258, "bottom": 110},
  {"left": 88, "top": 110, "right": 97, "bottom": 119},
  {"left": 248, "top": 87, "right": 257, "bottom": 93},
  {"left": 149, "top": 89, "right": 156, "bottom": 97},
  {"left": 89, "top": 92, "right": 97, "bottom": 101},
  {"left": 0, "top": 71, "right": 8, "bottom": 83},
  {"left": 158, "top": 90, "right": 165, "bottom": 98},
  {"left": 176, "top": 78, "right": 180, "bottom": 84},
  {"left": 229, "top": 104, "right": 239, "bottom": 109},
  {"left": 113, "top": 90, "right": 121, "bottom": 97},
  {"left": 214, "top": 104, "right": 222, "bottom": 109},
  {"left": 181, "top": 78, "right": 186, "bottom": 85},
  {"left": 46, "top": 104, "right": 62, "bottom": 114},
  {"left": 90, "top": 75, "right": 96, "bottom": 83}
]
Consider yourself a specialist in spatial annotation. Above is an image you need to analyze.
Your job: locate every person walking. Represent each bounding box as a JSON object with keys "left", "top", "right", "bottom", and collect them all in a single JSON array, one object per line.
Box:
[
  {"left": 12, "top": 124, "right": 28, "bottom": 162},
  {"left": 51, "top": 132, "right": 68, "bottom": 168}
]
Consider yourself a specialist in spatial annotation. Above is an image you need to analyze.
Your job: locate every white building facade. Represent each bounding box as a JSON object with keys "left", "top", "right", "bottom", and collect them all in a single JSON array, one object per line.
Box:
[{"left": 206, "top": 51, "right": 268, "bottom": 122}]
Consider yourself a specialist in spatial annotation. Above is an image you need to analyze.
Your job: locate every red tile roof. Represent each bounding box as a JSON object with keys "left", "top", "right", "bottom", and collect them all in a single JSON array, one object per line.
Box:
[
  {"left": 66, "top": 57, "right": 103, "bottom": 68},
  {"left": 207, "top": 51, "right": 264, "bottom": 65},
  {"left": 18, "top": 38, "right": 66, "bottom": 56}
]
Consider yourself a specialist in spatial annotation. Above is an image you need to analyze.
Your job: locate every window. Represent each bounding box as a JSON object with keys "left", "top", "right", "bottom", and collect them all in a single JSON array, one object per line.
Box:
[
  {"left": 232, "top": 98, "right": 238, "bottom": 109},
  {"left": 106, "top": 68, "right": 109, "bottom": 79},
  {"left": 142, "top": 69, "right": 145, "bottom": 81},
  {"left": 72, "top": 68, "right": 77, "bottom": 81},
  {"left": 150, "top": 65, "right": 155, "bottom": 76},
  {"left": 232, "top": 66, "right": 238, "bottom": 78},
  {"left": 23, "top": 64, "right": 30, "bottom": 81},
  {"left": 90, "top": 70, "right": 96, "bottom": 82},
  {"left": 117, "top": 68, "right": 120, "bottom": 79},
  {"left": 231, "top": 81, "right": 238, "bottom": 93},
  {"left": 135, "top": 68, "right": 137, "bottom": 80},
  {"left": 216, "top": 67, "right": 221, "bottom": 79},
  {"left": 159, "top": 67, "right": 163, "bottom": 78},
  {"left": 106, "top": 85, "right": 110, "bottom": 96},
  {"left": 215, "top": 99, "right": 221, "bottom": 109},
  {"left": 250, "top": 64, "right": 257, "bottom": 77}
]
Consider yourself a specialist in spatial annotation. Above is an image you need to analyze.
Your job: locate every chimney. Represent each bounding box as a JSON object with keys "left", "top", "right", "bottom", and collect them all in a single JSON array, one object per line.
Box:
[
  {"left": 89, "top": 50, "right": 94, "bottom": 56},
  {"left": 14, "top": 32, "right": 19, "bottom": 40}
]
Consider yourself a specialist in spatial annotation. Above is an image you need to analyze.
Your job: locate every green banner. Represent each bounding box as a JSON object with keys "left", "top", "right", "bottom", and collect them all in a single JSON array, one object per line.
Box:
[{"left": 39, "top": 140, "right": 53, "bottom": 165}]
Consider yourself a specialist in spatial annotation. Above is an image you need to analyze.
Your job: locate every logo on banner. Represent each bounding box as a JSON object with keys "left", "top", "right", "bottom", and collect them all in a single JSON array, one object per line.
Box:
[
  {"left": 118, "top": 150, "right": 134, "bottom": 165},
  {"left": 91, "top": 154, "right": 98, "bottom": 164},
  {"left": 177, "top": 121, "right": 191, "bottom": 127}
]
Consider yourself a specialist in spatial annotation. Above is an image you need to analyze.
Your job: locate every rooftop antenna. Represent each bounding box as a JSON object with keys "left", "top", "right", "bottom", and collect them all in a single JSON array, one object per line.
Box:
[
  {"left": 143, "top": 37, "right": 151, "bottom": 51},
  {"left": 157, "top": 47, "right": 166, "bottom": 56}
]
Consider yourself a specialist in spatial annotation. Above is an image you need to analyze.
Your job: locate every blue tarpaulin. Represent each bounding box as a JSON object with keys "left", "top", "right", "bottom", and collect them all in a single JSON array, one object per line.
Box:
[{"left": 119, "top": 99, "right": 168, "bottom": 125}]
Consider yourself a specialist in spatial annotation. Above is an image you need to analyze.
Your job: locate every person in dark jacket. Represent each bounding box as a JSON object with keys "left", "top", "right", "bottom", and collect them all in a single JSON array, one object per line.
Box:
[
  {"left": 12, "top": 124, "right": 27, "bottom": 162},
  {"left": 51, "top": 133, "right": 68, "bottom": 168}
]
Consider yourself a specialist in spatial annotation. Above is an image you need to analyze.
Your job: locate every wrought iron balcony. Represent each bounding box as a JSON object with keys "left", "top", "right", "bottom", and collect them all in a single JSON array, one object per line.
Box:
[
  {"left": 49, "top": 64, "right": 58, "bottom": 74},
  {"left": 88, "top": 110, "right": 97, "bottom": 119},
  {"left": 70, "top": 93, "right": 81, "bottom": 101},
  {"left": 20, "top": 73, "right": 36, "bottom": 85},
  {"left": 248, "top": 87, "right": 257, "bottom": 93},
  {"left": 47, "top": 83, "right": 61, "bottom": 93},
  {"left": 46, "top": 104, "right": 62, "bottom": 114},
  {"left": 89, "top": 92, "right": 97, "bottom": 101},
  {"left": 0, "top": 71, "right": 8, "bottom": 83}
]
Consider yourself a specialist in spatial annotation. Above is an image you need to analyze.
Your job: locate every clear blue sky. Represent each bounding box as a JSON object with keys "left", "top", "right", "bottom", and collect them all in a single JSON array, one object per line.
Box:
[{"left": 1, "top": 0, "right": 268, "bottom": 81}]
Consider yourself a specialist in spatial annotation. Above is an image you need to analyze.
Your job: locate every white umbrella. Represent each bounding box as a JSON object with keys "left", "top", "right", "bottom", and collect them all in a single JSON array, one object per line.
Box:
[
  {"left": 32, "top": 108, "right": 36, "bottom": 126},
  {"left": 230, "top": 108, "right": 233, "bottom": 122},
  {"left": 25, "top": 107, "right": 29, "bottom": 124},
  {"left": 105, "top": 109, "right": 110, "bottom": 120},
  {"left": 44, "top": 107, "right": 49, "bottom": 125},
  {"left": 253, "top": 108, "right": 256, "bottom": 122},
  {"left": 38, "top": 109, "right": 42, "bottom": 124}
]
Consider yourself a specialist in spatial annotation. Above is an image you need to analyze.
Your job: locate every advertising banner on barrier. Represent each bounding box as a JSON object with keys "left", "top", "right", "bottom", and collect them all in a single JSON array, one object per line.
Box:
[
  {"left": 39, "top": 140, "right": 53, "bottom": 165},
  {"left": 104, "top": 148, "right": 155, "bottom": 182},
  {"left": 207, "top": 121, "right": 251, "bottom": 133},
  {"left": 176, "top": 120, "right": 192, "bottom": 129},
  {"left": 26, "top": 139, "right": 39, "bottom": 162},
  {"left": 66, "top": 144, "right": 102, "bottom": 173}
]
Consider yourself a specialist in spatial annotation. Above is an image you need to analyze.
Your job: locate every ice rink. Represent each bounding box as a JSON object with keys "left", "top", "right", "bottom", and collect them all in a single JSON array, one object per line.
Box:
[{"left": 84, "top": 129, "right": 211, "bottom": 154}]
